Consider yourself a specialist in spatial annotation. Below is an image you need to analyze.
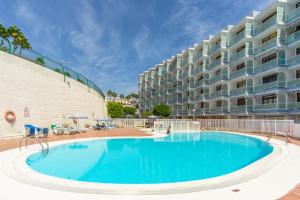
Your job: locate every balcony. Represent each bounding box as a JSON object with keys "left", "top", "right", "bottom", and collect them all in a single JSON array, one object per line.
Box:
[
  {"left": 195, "top": 108, "right": 209, "bottom": 115},
  {"left": 195, "top": 80, "right": 204, "bottom": 88},
  {"left": 287, "top": 102, "right": 300, "bottom": 110},
  {"left": 229, "top": 30, "right": 245, "bottom": 46},
  {"left": 287, "top": 79, "right": 300, "bottom": 90},
  {"left": 230, "top": 86, "right": 247, "bottom": 96},
  {"left": 209, "top": 59, "right": 221, "bottom": 70},
  {"left": 254, "top": 103, "right": 285, "bottom": 112},
  {"left": 195, "top": 93, "right": 209, "bottom": 100},
  {"left": 194, "top": 66, "right": 203, "bottom": 74},
  {"left": 286, "top": 6, "right": 300, "bottom": 23},
  {"left": 254, "top": 81, "right": 285, "bottom": 93},
  {"left": 230, "top": 49, "right": 246, "bottom": 63},
  {"left": 254, "top": 15, "right": 276, "bottom": 36},
  {"left": 195, "top": 52, "right": 203, "bottom": 61},
  {"left": 230, "top": 105, "right": 249, "bottom": 113},
  {"left": 182, "top": 59, "right": 188, "bottom": 66},
  {"left": 210, "top": 43, "right": 221, "bottom": 55},
  {"left": 209, "top": 90, "right": 229, "bottom": 99},
  {"left": 230, "top": 68, "right": 247, "bottom": 79},
  {"left": 254, "top": 38, "right": 277, "bottom": 55},
  {"left": 287, "top": 54, "right": 300, "bottom": 67},
  {"left": 286, "top": 30, "right": 300, "bottom": 45},
  {"left": 189, "top": 82, "right": 195, "bottom": 89},
  {"left": 210, "top": 73, "right": 228, "bottom": 84},
  {"left": 183, "top": 96, "right": 190, "bottom": 103},
  {"left": 210, "top": 107, "right": 228, "bottom": 113},
  {"left": 254, "top": 59, "right": 277, "bottom": 74}
]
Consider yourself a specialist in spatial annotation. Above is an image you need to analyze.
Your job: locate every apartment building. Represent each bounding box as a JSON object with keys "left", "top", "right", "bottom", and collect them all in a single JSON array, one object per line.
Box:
[{"left": 139, "top": 0, "right": 300, "bottom": 121}]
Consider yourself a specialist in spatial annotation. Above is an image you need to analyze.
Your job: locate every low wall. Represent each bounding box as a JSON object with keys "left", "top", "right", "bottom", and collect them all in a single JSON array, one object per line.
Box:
[{"left": 0, "top": 51, "right": 107, "bottom": 137}]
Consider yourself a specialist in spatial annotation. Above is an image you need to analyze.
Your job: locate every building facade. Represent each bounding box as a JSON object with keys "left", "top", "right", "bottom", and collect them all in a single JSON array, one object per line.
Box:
[{"left": 139, "top": 0, "right": 300, "bottom": 122}]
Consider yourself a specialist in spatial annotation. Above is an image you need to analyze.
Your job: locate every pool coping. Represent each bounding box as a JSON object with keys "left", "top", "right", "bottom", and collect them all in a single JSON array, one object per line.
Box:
[{"left": 0, "top": 131, "right": 288, "bottom": 195}]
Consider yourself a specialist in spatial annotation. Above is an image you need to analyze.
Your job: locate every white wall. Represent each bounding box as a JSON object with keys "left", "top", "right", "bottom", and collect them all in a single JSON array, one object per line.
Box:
[
  {"left": 293, "top": 124, "right": 300, "bottom": 138},
  {"left": 0, "top": 52, "right": 107, "bottom": 137}
]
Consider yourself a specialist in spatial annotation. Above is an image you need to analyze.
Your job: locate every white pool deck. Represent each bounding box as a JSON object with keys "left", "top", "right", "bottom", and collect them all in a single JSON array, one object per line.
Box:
[{"left": 1, "top": 133, "right": 300, "bottom": 200}]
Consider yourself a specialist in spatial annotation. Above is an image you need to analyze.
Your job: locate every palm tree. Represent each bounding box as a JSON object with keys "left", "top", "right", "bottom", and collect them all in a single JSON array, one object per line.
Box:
[
  {"left": 0, "top": 24, "right": 9, "bottom": 51},
  {"left": 119, "top": 94, "right": 124, "bottom": 99},
  {"left": 7, "top": 25, "right": 22, "bottom": 54},
  {"left": 107, "top": 90, "right": 113, "bottom": 97},
  {"left": 18, "top": 35, "right": 31, "bottom": 55}
]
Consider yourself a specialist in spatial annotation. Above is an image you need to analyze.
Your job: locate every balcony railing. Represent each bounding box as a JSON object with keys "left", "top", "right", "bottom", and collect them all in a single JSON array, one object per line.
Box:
[
  {"left": 286, "top": 6, "right": 300, "bottom": 23},
  {"left": 254, "top": 103, "right": 280, "bottom": 111},
  {"left": 210, "top": 73, "right": 228, "bottom": 84},
  {"left": 195, "top": 52, "right": 203, "bottom": 61},
  {"left": 230, "top": 49, "right": 246, "bottom": 63},
  {"left": 210, "top": 43, "right": 221, "bottom": 55},
  {"left": 210, "top": 107, "right": 228, "bottom": 113},
  {"left": 194, "top": 66, "right": 203, "bottom": 74},
  {"left": 229, "top": 30, "right": 245, "bottom": 46},
  {"left": 230, "top": 68, "right": 247, "bottom": 79},
  {"left": 230, "top": 105, "right": 249, "bottom": 113},
  {"left": 230, "top": 86, "right": 247, "bottom": 96},
  {"left": 209, "top": 90, "right": 229, "bottom": 99},
  {"left": 287, "top": 102, "right": 300, "bottom": 110},
  {"left": 254, "top": 15, "right": 277, "bottom": 36},
  {"left": 254, "top": 38, "right": 277, "bottom": 55},
  {"left": 287, "top": 78, "right": 300, "bottom": 89},
  {"left": 195, "top": 93, "right": 209, "bottom": 100},
  {"left": 209, "top": 59, "right": 221, "bottom": 70},
  {"left": 254, "top": 59, "right": 277, "bottom": 74},
  {"left": 195, "top": 108, "right": 209, "bottom": 115},
  {"left": 286, "top": 30, "right": 300, "bottom": 45},
  {"left": 287, "top": 54, "right": 300, "bottom": 67},
  {"left": 254, "top": 81, "right": 286, "bottom": 93}
]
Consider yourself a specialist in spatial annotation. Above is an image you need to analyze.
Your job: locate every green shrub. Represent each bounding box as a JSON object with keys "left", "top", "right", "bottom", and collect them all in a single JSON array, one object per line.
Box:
[
  {"left": 64, "top": 71, "right": 71, "bottom": 77},
  {"left": 152, "top": 104, "right": 171, "bottom": 117},
  {"left": 107, "top": 102, "right": 125, "bottom": 118},
  {"left": 35, "top": 57, "right": 45, "bottom": 65},
  {"left": 54, "top": 68, "right": 61, "bottom": 74},
  {"left": 124, "top": 106, "right": 136, "bottom": 116},
  {"left": 141, "top": 111, "right": 152, "bottom": 118}
]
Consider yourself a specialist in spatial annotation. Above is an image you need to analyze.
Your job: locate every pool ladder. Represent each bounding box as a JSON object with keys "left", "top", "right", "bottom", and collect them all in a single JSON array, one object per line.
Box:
[
  {"left": 19, "top": 136, "right": 49, "bottom": 152},
  {"left": 266, "top": 132, "right": 289, "bottom": 145}
]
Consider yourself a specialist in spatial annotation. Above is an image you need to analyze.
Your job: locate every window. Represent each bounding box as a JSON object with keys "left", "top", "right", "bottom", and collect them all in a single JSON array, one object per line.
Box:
[
  {"left": 200, "top": 102, "right": 205, "bottom": 108},
  {"left": 237, "top": 98, "right": 246, "bottom": 106},
  {"left": 297, "top": 70, "right": 300, "bottom": 79},
  {"left": 237, "top": 80, "right": 246, "bottom": 88},
  {"left": 262, "top": 32, "right": 277, "bottom": 44},
  {"left": 296, "top": 25, "right": 300, "bottom": 32},
  {"left": 263, "top": 73, "right": 277, "bottom": 84},
  {"left": 216, "top": 101, "right": 222, "bottom": 107},
  {"left": 296, "top": 47, "right": 300, "bottom": 55},
  {"left": 262, "top": 95, "right": 277, "bottom": 104},
  {"left": 236, "top": 62, "right": 245, "bottom": 70},
  {"left": 262, "top": 53, "right": 277, "bottom": 64},
  {"left": 236, "top": 45, "right": 245, "bottom": 53},
  {"left": 297, "top": 2, "right": 300, "bottom": 8},
  {"left": 262, "top": 12, "right": 276, "bottom": 24},
  {"left": 216, "top": 55, "right": 221, "bottom": 60},
  {"left": 215, "top": 69, "right": 221, "bottom": 76},
  {"left": 297, "top": 93, "right": 300, "bottom": 102},
  {"left": 200, "top": 89, "right": 204, "bottom": 94},
  {"left": 216, "top": 85, "right": 222, "bottom": 91}
]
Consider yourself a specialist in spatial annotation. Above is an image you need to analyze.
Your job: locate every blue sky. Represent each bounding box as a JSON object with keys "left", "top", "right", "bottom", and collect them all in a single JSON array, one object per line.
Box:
[{"left": 0, "top": 0, "right": 273, "bottom": 95}]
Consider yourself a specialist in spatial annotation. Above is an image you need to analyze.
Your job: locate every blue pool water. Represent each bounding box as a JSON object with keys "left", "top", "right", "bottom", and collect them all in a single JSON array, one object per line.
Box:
[{"left": 27, "top": 132, "right": 273, "bottom": 184}]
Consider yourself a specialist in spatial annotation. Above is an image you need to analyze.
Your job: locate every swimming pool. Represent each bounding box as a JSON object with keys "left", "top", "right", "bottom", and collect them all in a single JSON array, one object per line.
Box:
[{"left": 26, "top": 132, "right": 273, "bottom": 184}]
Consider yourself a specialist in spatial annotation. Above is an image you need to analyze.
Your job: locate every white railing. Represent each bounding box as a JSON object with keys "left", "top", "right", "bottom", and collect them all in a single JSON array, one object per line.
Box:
[
  {"left": 112, "top": 118, "right": 148, "bottom": 128},
  {"left": 154, "top": 119, "right": 294, "bottom": 137},
  {"left": 112, "top": 118, "right": 294, "bottom": 137}
]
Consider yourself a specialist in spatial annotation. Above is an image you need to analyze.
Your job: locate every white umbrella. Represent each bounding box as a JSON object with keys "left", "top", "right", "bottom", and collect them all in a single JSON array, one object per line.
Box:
[{"left": 66, "top": 115, "right": 88, "bottom": 128}]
